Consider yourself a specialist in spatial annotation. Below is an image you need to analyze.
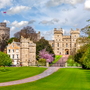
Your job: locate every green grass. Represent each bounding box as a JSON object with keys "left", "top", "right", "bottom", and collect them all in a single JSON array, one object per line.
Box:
[
  {"left": 53, "top": 55, "right": 62, "bottom": 63},
  {"left": 67, "top": 55, "right": 81, "bottom": 66},
  {"left": 50, "top": 55, "right": 62, "bottom": 66},
  {"left": 1, "top": 68, "right": 90, "bottom": 90},
  {"left": 0, "top": 67, "right": 46, "bottom": 83}
]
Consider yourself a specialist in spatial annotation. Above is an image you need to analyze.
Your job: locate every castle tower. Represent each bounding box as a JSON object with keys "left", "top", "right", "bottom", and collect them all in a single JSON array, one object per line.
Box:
[
  {"left": 70, "top": 28, "right": 80, "bottom": 54},
  {"left": 0, "top": 22, "right": 10, "bottom": 39},
  {"left": 20, "top": 36, "right": 30, "bottom": 66},
  {"left": 54, "top": 28, "right": 63, "bottom": 55},
  {"left": 20, "top": 36, "right": 36, "bottom": 66},
  {"left": 0, "top": 22, "right": 10, "bottom": 51},
  {"left": 37, "top": 31, "right": 41, "bottom": 41}
]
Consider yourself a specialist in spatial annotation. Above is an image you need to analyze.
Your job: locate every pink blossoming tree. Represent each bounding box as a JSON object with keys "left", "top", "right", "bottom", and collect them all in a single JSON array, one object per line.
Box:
[{"left": 39, "top": 49, "right": 54, "bottom": 63}]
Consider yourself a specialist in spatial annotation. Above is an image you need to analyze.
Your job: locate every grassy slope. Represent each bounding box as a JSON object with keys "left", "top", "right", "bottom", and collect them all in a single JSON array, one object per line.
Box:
[
  {"left": 50, "top": 55, "right": 62, "bottom": 66},
  {"left": 0, "top": 68, "right": 90, "bottom": 90},
  {"left": 0, "top": 67, "right": 46, "bottom": 83},
  {"left": 52, "top": 55, "right": 62, "bottom": 63}
]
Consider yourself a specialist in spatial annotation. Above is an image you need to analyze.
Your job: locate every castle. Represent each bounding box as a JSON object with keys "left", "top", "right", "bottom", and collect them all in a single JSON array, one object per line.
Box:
[
  {"left": 0, "top": 22, "right": 10, "bottom": 51},
  {"left": 7, "top": 36, "right": 36, "bottom": 66},
  {"left": 0, "top": 22, "right": 37, "bottom": 66},
  {"left": 0, "top": 22, "right": 81, "bottom": 66},
  {"left": 49, "top": 28, "right": 80, "bottom": 55}
]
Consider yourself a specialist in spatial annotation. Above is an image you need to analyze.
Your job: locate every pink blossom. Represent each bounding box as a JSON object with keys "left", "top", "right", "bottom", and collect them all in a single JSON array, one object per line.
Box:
[{"left": 39, "top": 49, "right": 54, "bottom": 63}]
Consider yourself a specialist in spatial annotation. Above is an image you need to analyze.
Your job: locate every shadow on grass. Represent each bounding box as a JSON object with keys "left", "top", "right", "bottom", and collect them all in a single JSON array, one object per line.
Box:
[{"left": 0, "top": 68, "right": 11, "bottom": 72}]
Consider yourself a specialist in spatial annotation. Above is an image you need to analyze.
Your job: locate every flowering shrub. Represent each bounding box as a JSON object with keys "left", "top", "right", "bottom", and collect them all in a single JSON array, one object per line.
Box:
[{"left": 39, "top": 49, "right": 54, "bottom": 63}]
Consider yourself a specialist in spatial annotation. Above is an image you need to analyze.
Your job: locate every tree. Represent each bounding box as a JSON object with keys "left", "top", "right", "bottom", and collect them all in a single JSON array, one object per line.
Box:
[
  {"left": 39, "top": 49, "right": 54, "bottom": 63},
  {"left": 7, "top": 37, "right": 20, "bottom": 44},
  {"left": 80, "top": 47, "right": 90, "bottom": 69},
  {"left": 14, "top": 26, "right": 37, "bottom": 42},
  {"left": 81, "top": 25, "right": 90, "bottom": 36},
  {"left": 0, "top": 34, "right": 9, "bottom": 51},
  {"left": 0, "top": 52, "right": 12, "bottom": 67},
  {"left": 74, "top": 44, "right": 89, "bottom": 62},
  {"left": 36, "top": 38, "right": 55, "bottom": 60}
]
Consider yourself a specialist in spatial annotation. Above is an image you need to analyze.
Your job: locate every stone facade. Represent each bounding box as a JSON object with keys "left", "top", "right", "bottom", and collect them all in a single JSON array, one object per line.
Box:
[
  {"left": 0, "top": 22, "right": 10, "bottom": 40},
  {"left": 49, "top": 28, "right": 80, "bottom": 55},
  {"left": 7, "top": 36, "right": 36, "bottom": 66}
]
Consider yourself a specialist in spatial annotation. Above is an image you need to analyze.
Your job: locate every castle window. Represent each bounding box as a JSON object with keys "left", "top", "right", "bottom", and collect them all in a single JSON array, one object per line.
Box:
[
  {"left": 66, "top": 43, "right": 68, "bottom": 47},
  {"left": 57, "top": 35, "right": 59, "bottom": 37},
  {"left": 62, "top": 44, "right": 64, "bottom": 47},
  {"left": 12, "top": 54, "right": 14, "bottom": 59},
  {"left": 8, "top": 49, "right": 10, "bottom": 53},
  {"left": 16, "top": 54, "right": 19, "bottom": 59},
  {"left": 12, "top": 44, "right": 14, "bottom": 47},
  {"left": 12, "top": 49, "right": 14, "bottom": 52},
  {"left": 52, "top": 43, "right": 54, "bottom": 47},
  {"left": 75, "top": 43, "right": 76, "bottom": 47},
  {"left": 57, "top": 48, "right": 59, "bottom": 50},
  {"left": 57, "top": 43, "right": 59, "bottom": 47}
]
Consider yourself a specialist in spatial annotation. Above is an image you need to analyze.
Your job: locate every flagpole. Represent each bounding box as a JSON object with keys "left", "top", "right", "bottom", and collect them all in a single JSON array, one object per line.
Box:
[{"left": 3, "top": 12, "right": 6, "bottom": 22}]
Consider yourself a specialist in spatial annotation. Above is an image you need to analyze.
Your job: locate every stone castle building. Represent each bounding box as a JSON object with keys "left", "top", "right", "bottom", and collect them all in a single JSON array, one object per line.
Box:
[
  {"left": 7, "top": 36, "right": 36, "bottom": 66},
  {"left": 0, "top": 22, "right": 10, "bottom": 51},
  {"left": 0, "top": 22, "right": 39, "bottom": 66},
  {"left": 49, "top": 28, "right": 80, "bottom": 55}
]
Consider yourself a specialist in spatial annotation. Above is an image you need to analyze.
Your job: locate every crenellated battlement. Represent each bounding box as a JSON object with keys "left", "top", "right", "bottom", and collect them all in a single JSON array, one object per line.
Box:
[
  {"left": 0, "top": 22, "right": 6, "bottom": 27},
  {"left": 54, "top": 28, "right": 63, "bottom": 34},
  {"left": 70, "top": 28, "right": 80, "bottom": 34}
]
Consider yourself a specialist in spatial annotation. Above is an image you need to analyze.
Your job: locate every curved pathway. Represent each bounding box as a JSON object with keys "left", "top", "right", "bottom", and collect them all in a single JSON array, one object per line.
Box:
[{"left": 0, "top": 67, "right": 60, "bottom": 86}]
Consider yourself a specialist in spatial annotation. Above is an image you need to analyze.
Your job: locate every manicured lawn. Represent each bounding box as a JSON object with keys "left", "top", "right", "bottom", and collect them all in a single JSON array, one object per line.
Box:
[
  {"left": 0, "top": 67, "right": 47, "bottom": 83},
  {"left": 0, "top": 68, "right": 90, "bottom": 90}
]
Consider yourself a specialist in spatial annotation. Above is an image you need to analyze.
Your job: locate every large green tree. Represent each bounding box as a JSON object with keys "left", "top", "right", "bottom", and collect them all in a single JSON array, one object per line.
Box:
[
  {"left": 36, "top": 38, "right": 55, "bottom": 60},
  {"left": 74, "top": 44, "right": 89, "bottom": 64},
  {"left": 0, "top": 52, "right": 12, "bottom": 67},
  {"left": 80, "top": 46, "right": 90, "bottom": 69}
]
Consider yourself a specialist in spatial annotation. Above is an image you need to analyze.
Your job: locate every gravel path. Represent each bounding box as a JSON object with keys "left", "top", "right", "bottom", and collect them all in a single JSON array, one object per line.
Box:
[{"left": 0, "top": 67, "right": 60, "bottom": 86}]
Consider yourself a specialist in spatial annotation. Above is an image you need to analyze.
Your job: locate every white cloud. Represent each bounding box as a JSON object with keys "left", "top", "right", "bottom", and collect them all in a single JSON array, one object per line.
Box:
[
  {"left": 85, "top": 0, "right": 90, "bottom": 10},
  {"left": 3, "top": 20, "right": 10, "bottom": 24},
  {"left": 7, "top": 6, "right": 31, "bottom": 15},
  {"left": 28, "top": 20, "right": 36, "bottom": 24},
  {"left": 39, "top": 18, "right": 59, "bottom": 25},
  {"left": 41, "top": 30, "right": 54, "bottom": 40},
  {"left": 11, "top": 26, "right": 16, "bottom": 31},
  {"left": 46, "top": 0, "right": 84, "bottom": 7},
  {"left": 11, "top": 21, "right": 29, "bottom": 28},
  {"left": 0, "top": 0, "right": 12, "bottom": 9}
]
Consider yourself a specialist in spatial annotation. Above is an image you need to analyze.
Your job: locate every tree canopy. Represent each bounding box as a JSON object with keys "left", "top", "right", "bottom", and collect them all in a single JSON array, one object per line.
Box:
[
  {"left": 14, "top": 26, "right": 37, "bottom": 42},
  {"left": 36, "top": 38, "right": 55, "bottom": 60},
  {"left": 0, "top": 52, "right": 12, "bottom": 67}
]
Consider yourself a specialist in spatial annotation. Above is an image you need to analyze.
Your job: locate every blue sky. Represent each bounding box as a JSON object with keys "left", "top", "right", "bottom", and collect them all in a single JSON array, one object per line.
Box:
[{"left": 0, "top": 0, "right": 90, "bottom": 40}]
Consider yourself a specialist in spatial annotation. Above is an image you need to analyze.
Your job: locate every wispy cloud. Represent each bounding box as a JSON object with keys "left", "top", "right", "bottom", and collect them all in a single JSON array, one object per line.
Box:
[
  {"left": 6, "top": 6, "right": 31, "bottom": 15},
  {"left": 0, "top": 0, "right": 13, "bottom": 9},
  {"left": 85, "top": 0, "right": 90, "bottom": 10},
  {"left": 46, "top": 0, "right": 85, "bottom": 7},
  {"left": 39, "top": 18, "right": 59, "bottom": 25}
]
